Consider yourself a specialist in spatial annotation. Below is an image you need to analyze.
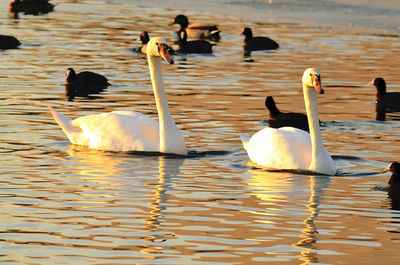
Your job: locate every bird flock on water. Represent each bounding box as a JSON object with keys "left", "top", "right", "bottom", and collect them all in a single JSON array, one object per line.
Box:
[{"left": 2, "top": 0, "right": 399, "bottom": 194}]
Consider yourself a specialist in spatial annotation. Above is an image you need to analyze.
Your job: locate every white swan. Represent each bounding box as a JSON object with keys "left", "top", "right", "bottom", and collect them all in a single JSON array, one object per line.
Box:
[
  {"left": 240, "top": 68, "right": 336, "bottom": 175},
  {"left": 48, "top": 37, "right": 187, "bottom": 155}
]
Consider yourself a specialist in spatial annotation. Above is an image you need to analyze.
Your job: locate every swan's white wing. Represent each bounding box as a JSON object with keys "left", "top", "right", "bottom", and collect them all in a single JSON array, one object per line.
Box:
[
  {"left": 71, "top": 111, "right": 159, "bottom": 152},
  {"left": 49, "top": 106, "right": 159, "bottom": 152},
  {"left": 241, "top": 127, "right": 312, "bottom": 170},
  {"left": 48, "top": 106, "right": 81, "bottom": 137}
]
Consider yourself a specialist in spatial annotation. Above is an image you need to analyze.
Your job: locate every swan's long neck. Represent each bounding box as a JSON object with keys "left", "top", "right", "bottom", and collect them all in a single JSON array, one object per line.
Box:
[
  {"left": 303, "top": 84, "right": 325, "bottom": 172},
  {"left": 148, "top": 55, "right": 187, "bottom": 155}
]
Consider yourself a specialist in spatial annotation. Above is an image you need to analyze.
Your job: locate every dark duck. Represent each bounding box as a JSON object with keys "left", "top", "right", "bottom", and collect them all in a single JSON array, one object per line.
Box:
[
  {"left": 132, "top": 31, "right": 150, "bottom": 54},
  {"left": 242, "top": 27, "right": 279, "bottom": 52},
  {"left": 383, "top": 162, "right": 400, "bottom": 210},
  {"left": 369, "top": 77, "right": 400, "bottom": 121},
  {"left": 9, "top": 0, "right": 54, "bottom": 16},
  {"left": 171, "top": 14, "right": 220, "bottom": 42},
  {"left": 371, "top": 77, "right": 400, "bottom": 105},
  {"left": 0, "top": 35, "right": 21, "bottom": 50},
  {"left": 264, "top": 96, "right": 311, "bottom": 132},
  {"left": 65, "top": 68, "right": 110, "bottom": 100},
  {"left": 176, "top": 29, "right": 213, "bottom": 54},
  {"left": 370, "top": 77, "right": 400, "bottom": 107}
]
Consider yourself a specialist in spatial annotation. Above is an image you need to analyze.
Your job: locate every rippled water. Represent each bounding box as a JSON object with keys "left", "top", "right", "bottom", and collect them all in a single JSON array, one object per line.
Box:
[{"left": 1, "top": 0, "right": 400, "bottom": 264}]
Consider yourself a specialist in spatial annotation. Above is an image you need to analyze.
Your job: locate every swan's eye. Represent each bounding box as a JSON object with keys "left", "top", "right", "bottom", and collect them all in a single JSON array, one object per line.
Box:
[
  {"left": 310, "top": 74, "right": 320, "bottom": 80},
  {"left": 157, "top": 43, "right": 168, "bottom": 53}
]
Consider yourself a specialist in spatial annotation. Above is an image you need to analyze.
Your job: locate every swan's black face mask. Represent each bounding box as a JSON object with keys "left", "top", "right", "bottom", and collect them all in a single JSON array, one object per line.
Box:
[
  {"left": 157, "top": 43, "right": 174, "bottom": 65},
  {"left": 310, "top": 74, "right": 324, "bottom": 94}
]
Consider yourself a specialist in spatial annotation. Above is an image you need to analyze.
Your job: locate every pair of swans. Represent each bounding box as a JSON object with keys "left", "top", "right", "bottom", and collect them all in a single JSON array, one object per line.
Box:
[{"left": 48, "top": 37, "right": 336, "bottom": 175}]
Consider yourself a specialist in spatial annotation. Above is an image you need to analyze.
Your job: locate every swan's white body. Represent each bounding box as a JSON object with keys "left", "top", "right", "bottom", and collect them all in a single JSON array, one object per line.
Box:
[
  {"left": 48, "top": 37, "right": 187, "bottom": 155},
  {"left": 241, "top": 68, "right": 336, "bottom": 175}
]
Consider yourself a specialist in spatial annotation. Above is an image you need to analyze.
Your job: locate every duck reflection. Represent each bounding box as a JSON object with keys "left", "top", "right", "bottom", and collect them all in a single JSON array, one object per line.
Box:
[
  {"left": 389, "top": 192, "right": 400, "bottom": 211},
  {"left": 65, "top": 87, "right": 105, "bottom": 101},
  {"left": 247, "top": 169, "right": 330, "bottom": 264},
  {"left": 243, "top": 50, "right": 255, "bottom": 62},
  {"left": 375, "top": 103, "right": 400, "bottom": 121}
]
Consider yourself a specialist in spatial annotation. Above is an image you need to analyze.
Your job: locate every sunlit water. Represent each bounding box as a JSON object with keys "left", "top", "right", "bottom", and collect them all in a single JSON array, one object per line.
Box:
[{"left": 1, "top": 0, "right": 400, "bottom": 264}]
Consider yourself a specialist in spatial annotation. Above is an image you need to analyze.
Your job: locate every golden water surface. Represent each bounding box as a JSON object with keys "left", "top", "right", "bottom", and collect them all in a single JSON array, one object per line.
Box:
[{"left": 1, "top": 1, "right": 400, "bottom": 264}]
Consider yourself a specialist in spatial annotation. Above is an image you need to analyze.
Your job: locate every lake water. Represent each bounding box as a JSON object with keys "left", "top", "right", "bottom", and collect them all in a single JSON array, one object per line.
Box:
[{"left": 1, "top": 0, "right": 400, "bottom": 264}]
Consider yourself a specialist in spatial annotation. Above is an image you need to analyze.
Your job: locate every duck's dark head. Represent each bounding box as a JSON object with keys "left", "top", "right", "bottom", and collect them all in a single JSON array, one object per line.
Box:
[
  {"left": 369, "top": 77, "right": 386, "bottom": 97},
  {"left": 242, "top": 27, "right": 253, "bottom": 39},
  {"left": 265, "top": 96, "right": 280, "bottom": 116},
  {"left": 172, "top": 14, "right": 189, "bottom": 29},
  {"left": 66, "top": 68, "right": 76, "bottom": 81},
  {"left": 139, "top": 31, "right": 150, "bottom": 44},
  {"left": 383, "top": 161, "right": 400, "bottom": 188},
  {"left": 265, "top": 96, "right": 277, "bottom": 110},
  {"left": 265, "top": 96, "right": 274, "bottom": 107}
]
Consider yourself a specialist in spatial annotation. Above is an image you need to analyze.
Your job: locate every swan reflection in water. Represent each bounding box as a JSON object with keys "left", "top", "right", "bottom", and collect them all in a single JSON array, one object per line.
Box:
[
  {"left": 142, "top": 156, "right": 184, "bottom": 244},
  {"left": 246, "top": 169, "right": 331, "bottom": 264},
  {"left": 66, "top": 147, "right": 184, "bottom": 255}
]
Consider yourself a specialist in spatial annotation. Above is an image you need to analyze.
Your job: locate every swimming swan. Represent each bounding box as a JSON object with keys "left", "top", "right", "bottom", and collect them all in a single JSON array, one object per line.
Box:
[
  {"left": 240, "top": 68, "right": 336, "bottom": 175},
  {"left": 48, "top": 37, "right": 187, "bottom": 155}
]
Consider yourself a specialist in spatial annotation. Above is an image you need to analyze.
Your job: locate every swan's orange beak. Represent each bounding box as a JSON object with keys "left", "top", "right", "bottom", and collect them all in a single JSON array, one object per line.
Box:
[
  {"left": 312, "top": 75, "right": 324, "bottom": 94},
  {"left": 159, "top": 44, "right": 174, "bottom": 64}
]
